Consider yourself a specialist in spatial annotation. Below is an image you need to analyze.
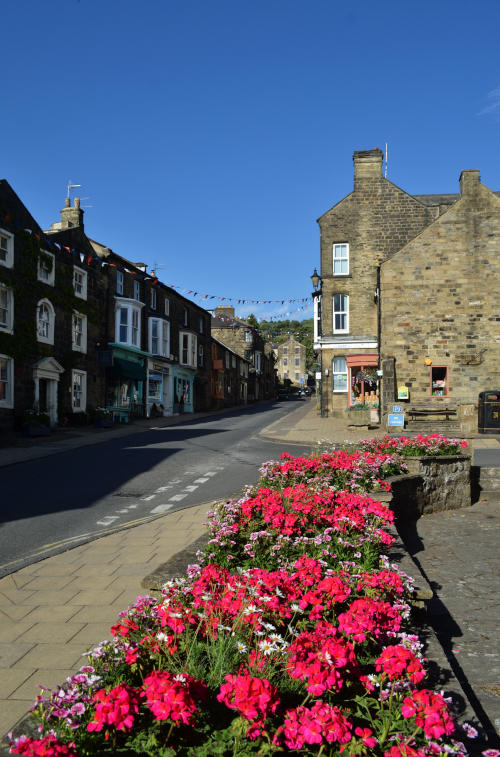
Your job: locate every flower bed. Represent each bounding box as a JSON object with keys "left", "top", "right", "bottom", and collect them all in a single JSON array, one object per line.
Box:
[{"left": 10, "top": 436, "right": 488, "bottom": 757}]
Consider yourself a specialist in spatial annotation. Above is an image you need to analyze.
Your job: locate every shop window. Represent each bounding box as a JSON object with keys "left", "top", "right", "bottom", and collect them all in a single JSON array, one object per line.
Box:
[
  {"left": 346, "top": 356, "right": 379, "bottom": 407},
  {"left": 72, "top": 370, "right": 87, "bottom": 411},
  {"left": 431, "top": 366, "right": 449, "bottom": 396}
]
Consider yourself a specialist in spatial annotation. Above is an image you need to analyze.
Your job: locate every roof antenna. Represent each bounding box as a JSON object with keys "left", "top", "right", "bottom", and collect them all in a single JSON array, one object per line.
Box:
[
  {"left": 67, "top": 180, "right": 81, "bottom": 199},
  {"left": 384, "top": 143, "right": 388, "bottom": 179}
]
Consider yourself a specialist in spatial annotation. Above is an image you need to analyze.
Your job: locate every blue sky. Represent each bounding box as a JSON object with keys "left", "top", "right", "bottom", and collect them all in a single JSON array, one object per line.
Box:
[{"left": 3, "top": 0, "right": 500, "bottom": 321}]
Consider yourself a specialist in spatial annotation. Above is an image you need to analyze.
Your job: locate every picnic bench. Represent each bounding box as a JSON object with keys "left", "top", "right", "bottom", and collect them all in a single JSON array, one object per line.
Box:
[{"left": 408, "top": 404, "right": 457, "bottom": 422}]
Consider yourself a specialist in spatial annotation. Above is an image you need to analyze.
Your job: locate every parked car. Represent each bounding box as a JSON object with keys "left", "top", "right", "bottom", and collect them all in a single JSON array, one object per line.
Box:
[{"left": 277, "top": 390, "right": 289, "bottom": 400}]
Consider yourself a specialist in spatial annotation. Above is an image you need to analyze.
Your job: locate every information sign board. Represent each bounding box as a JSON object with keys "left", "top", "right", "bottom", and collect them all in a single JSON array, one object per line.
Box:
[{"left": 388, "top": 413, "right": 405, "bottom": 427}]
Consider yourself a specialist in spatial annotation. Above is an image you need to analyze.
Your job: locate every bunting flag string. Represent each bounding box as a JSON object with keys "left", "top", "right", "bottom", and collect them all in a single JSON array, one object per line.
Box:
[{"left": 1, "top": 208, "right": 314, "bottom": 311}]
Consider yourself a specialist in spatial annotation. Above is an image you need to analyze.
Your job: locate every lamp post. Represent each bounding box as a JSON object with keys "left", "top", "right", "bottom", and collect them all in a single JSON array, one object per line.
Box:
[{"left": 311, "top": 268, "right": 326, "bottom": 417}]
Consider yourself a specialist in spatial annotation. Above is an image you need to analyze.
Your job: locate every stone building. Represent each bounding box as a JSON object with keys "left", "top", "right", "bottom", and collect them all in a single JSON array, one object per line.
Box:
[
  {"left": 275, "top": 336, "right": 307, "bottom": 386},
  {"left": 0, "top": 182, "right": 106, "bottom": 432},
  {"left": 210, "top": 337, "right": 249, "bottom": 408},
  {"left": 47, "top": 200, "right": 212, "bottom": 418},
  {"left": 380, "top": 169, "right": 500, "bottom": 433},
  {"left": 211, "top": 306, "right": 276, "bottom": 401},
  {"left": 313, "top": 148, "right": 500, "bottom": 433}
]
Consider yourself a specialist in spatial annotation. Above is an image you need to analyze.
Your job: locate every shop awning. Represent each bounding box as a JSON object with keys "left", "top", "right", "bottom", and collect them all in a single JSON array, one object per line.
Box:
[{"left": 110, "top": 357, "right": 145, "bottom": 380}]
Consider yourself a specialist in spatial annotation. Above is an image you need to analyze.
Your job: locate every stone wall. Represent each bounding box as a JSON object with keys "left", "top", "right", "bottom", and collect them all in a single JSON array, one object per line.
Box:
[
  {"left": 386, "top": 454, "right": 471, "bottom": 520},
  {"left": 380, "top": 171, "right": 500, "bottom": 431}
]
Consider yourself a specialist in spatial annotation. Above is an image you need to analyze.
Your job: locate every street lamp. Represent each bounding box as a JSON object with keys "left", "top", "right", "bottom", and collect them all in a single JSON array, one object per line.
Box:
[{"left": 310, "top": 268, "right": 326, "bottom": 416}]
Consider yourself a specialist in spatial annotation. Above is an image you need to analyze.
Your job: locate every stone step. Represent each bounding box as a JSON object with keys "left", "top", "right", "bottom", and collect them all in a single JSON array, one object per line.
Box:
[
  {"left": 405, "top": 421, "right": 461, "bottom": 436},
  {"left": 478, "top": 466, "right": 500, "bottom": 492}
]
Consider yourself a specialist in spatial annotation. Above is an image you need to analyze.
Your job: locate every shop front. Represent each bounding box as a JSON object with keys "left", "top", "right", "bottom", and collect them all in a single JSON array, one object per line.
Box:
[
  {"left": 147, "top": 360, "right": 173, "bottom": 417},
  {"left": 346, "top": 354, "right": 379, "bottom": 408},
  {"left": 105, "top": 346, "right": 147, "bottom": 421},
  {"left": 172, "top": 366, "right": 195, "bottom": 414}
]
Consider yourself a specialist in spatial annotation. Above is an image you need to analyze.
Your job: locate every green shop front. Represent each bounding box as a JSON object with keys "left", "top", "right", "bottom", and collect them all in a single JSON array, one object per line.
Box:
[
  {"left": 100, "top": 344, "right": 148, "bottom": 421},
  {"left": 172, "top": 365, "right": 195, "bottom": 414}
]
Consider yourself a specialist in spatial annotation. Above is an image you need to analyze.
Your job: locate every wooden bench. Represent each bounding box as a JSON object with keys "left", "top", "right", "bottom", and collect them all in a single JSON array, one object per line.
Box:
[{"left": 408, "top": 405, "right": 457, "bottom": 422}]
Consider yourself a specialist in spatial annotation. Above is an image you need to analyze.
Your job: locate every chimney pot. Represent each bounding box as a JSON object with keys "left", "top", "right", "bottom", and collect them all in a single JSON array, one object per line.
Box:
[
  {"left": 64, "top": 197, "right": 70, "bottom": 208},
  {"left": 74, "top": 197, "right": 80, "bottom": 209}
]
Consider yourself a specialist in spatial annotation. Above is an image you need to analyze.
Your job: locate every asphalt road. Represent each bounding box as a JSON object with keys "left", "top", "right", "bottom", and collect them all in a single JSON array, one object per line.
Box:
[{"left": 0, "top": 402, "right": 311, "bottom": 577}]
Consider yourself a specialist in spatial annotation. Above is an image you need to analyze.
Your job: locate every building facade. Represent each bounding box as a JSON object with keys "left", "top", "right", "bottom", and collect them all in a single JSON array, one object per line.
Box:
[
  {"left": 313, "top": 148, "right": 500, "bottom": 433},
  {"left": 275, "top": 336, "right": 307, "bottom": 386}
]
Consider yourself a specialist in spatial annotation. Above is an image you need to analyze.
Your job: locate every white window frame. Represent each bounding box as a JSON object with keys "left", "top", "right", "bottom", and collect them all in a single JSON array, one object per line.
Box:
[
  {"left": 0, "top": 228, "right": 14, "bottom": 269},
  {"left": 149, "top": 317, "right": 170, "bottom": 357},
  {"left": 164, "top": 297, "right": 170, "bottom": 316},
  {"left": 198, "top": 343, "right": 204, "bottom": 367},
  {"left": 179, "top": 331, "right": 197, "bottom": 367},
  {"left": 333, "top": 294, "right": 349, "bottom": 333},
  {"left": 37, "top": 299, "right": 55, "bottom": 344},
  {"left": 73, "top": 267, "right": 87, "bottom": 300},
  {"left": 333, "top": 243, "right": 349, "bottom": 276},
  {"left": 116, "top": 270, "right": 124, "bottom": 295},
  {"left": 115, "top": 298, "right": 144, "bottom": 348},
  {"left": 332, "top": 356, "right": 348, "bottom": 392},
  {"left": 150, "top": 288, "right": 157, "bottom": 309},
  {"left": 71, "top": 369, "right": 87, "bottom": 412},
  {"left": 0, "top": 284, "right": 14, "bottom": 334},
  {"left": 38, "top": 251, "right": 55, "bottom": 286},
  {"left": 255, "top": 350, "right": 262, "bottom": 373},
  {"left": 0, "top": 353, "right": 14, "bottom": 408},
  {"left": 133, "top": 280, "right": 141, "bottom": 301},
  {"left": 72, "top": 311, "right": 87, "bottom": 353}
]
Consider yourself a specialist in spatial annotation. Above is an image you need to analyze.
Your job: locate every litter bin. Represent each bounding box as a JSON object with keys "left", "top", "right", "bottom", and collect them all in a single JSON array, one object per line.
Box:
[{"left": 478, "top": 391, "right": 500, "bottom": 434}]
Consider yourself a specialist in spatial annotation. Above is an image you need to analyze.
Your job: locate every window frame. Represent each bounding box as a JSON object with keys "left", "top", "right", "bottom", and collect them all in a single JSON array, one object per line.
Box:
[
  {"left": 0, "top": 284, "right": 14, "bottom": 334},
  {"left": 179, "top": 331, "right": 197, "bottom": 367},
  {"left": 164, "top": 297, "right": 170, "bottom": 316},
  {"left": 71, "top": 369, "right": 87, "bottom": 412},
  {"left": 333, "top": 243, "right": 349, "bottom": 276},
  {"left": 37, "top": 250, "right": 55, "bottom": 286},
  {"left": 133, "top": 280, "right": 141, "bottom": 301},
  {"left": 149, "top": 316, "right": 170, "bottom": 357},
  {"left": 332, "top": 356, "right": 348, "bottom": 393},
  {"left": 37, "top": 299, "right": 55, "bottom": 344},
  {"left": 72, "top": 311, "right": 87, "bottom": 353},
  {"left": 150, "top": 288, "right": 157, "bottom": 310},
  {"left": 333, "top": 294, "right": 349, "bottom": 333},
  {"left": 0, "top": 228, "right": 14, "bottom": 269},
  {"left": 115, "top": 298, "right": 144, "bottom": 348},
  {"left": 73, "top": 267, "right": 87, "bottom": 300},
  {"left": 0, "top": 353, "right": 14, "bottom": 408},
  {"left": 116, "top": 270, "right": 124, "bottom": 295}
]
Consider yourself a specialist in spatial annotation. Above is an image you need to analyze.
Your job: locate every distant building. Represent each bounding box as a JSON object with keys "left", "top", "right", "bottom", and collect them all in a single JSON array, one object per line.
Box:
[{"left": 275, "top": 336, "right": 307, "bottom": 386}]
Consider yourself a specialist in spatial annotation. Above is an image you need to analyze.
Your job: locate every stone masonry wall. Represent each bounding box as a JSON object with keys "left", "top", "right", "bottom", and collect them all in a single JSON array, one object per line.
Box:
[{"left": 380, "top": 171, "right": 500, "bottom": 429}]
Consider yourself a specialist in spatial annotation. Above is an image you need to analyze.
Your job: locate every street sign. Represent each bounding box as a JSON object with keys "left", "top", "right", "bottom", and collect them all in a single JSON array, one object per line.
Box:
[
  {"left": 392, "top": 405, "right": 403, "bottom": 413},
  {"left": 388, "top": 413, "right": 404, "bottom": 427}
]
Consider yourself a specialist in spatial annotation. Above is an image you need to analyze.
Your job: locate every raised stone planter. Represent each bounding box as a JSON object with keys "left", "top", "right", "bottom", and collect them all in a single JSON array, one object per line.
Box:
[
  {"left": 346, "top": 408, "right": 371, "bottom": 426},
  {"left": 386, "top": 454, "right": 471, "bottom": 519}
]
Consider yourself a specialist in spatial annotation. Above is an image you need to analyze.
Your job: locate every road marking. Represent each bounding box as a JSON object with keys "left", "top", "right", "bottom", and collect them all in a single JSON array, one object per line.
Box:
[
  {"left": 150, "top": 504, "right": 173, "bottom": 514},
  {"left": 204, "top": 471, "right": 217, "bottom": 477},
  {"left": 128, "top": 504, "right": 138, "bottom": 509},
  {"left": 169, "top": 493, "right": 187, "bottom": 502},
  {"left": 155, "top": 486, "right": 172, "bottom": 492},
  {"left": 96, "top": 516, "right": 119, "bottom": 526},
  {"left": 194, "top": 477, "right": 209, "bottom": 483},
  {"left": 141, "top": 495, "right": 156, "bottom": 501},
  {"left": 184, "top": 485, "right": 198, "bottom": 492},
  {"left": 118, "top": 509, "right": 130, "bottom": 513}
]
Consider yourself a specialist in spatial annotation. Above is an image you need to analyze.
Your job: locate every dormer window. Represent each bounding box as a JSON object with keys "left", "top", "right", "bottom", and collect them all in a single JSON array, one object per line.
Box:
[{"left": 333, "top": 243, "right": 349, "bottom": 275}]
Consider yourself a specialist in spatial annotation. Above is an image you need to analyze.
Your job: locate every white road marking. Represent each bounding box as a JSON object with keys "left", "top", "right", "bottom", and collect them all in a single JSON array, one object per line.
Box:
[
  {"left": 204, "top": 471, "right": 217, "bottom": 477},
  {"left": 184, "top": 485, "right": 198, "bottom": 492},
  {"left": 118, "top": 509, "right": 130, "bottom": 513},
  {"left": 141, "top": 495, "right": 156, "bottom": 501},
  {"left": 150, "top": 504, "right": 173, "bottom": 514},
  {"left": 155, "top": 486, "right": 172, "bottom": 492},
  {"left": 128, "top": 504, "right": 138, "bottom": 509},
  {"left": 169, "top": 493, "right": 187, "bottom": 502},
  {"left": 96, "top": 516, "right": 119, "bottom": 526},
  {"left": 194, "top": 478, "right": 209, "bottom": 484}
]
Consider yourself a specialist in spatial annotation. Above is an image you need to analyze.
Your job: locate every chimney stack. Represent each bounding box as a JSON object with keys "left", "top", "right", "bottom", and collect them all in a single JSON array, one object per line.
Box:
[
  {"left": 353, "top": 149, "right": 384, "bottom": 184},
  {"left": 56, "top": 196, "right": 84, "bottom": 230},
  {"left": 459, "top": 169, "right": 480, "bottom": 198}
]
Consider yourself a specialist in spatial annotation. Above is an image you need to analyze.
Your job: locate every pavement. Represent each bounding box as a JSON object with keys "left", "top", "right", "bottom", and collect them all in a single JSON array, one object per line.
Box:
[{"left": 0, "top": 399, "right": 499, "bottom": 753}]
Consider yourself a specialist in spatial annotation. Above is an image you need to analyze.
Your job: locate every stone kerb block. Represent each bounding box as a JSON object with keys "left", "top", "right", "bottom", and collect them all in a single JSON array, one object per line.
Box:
[{"left": 390, "top": 455, "right": 471, "bottom": 517}]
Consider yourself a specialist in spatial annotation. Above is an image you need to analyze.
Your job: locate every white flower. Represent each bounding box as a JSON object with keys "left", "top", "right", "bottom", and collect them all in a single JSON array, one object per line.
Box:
[{"left": 236, "top": 641, "right": 248, "bottom": 654}]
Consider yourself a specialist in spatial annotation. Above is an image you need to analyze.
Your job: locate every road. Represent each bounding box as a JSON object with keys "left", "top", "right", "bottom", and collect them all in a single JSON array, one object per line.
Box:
[{"left": 0, "top": 402, "right": 311, "bottom": 577}]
